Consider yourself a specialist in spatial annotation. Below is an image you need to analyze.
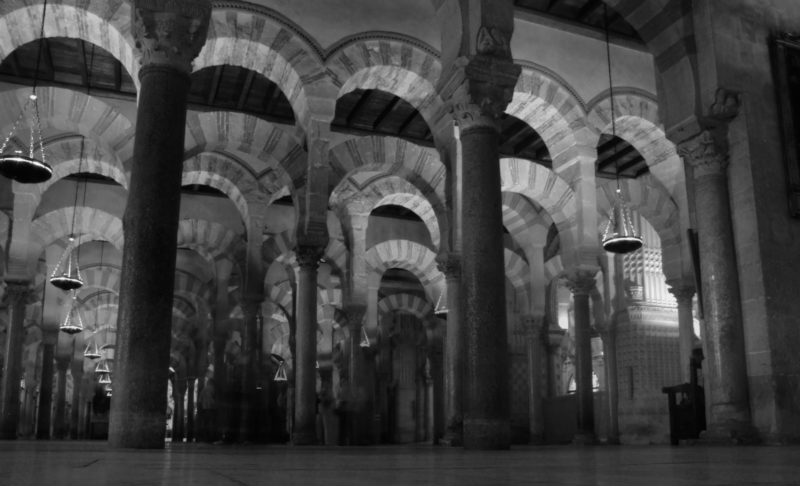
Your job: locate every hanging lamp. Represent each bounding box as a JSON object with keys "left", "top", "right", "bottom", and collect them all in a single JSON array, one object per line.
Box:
[
  {"left": 99, "top": 373, "right": 112, "bottom": 385},
  {"left": 600, "top": 4, "right": 642, "bottom": 255},
  {"left": 434, "top": 290, "right": 448, "bottom": 317},
  {"left": 60, "top": 293, "right": 84, "bottom": 334},
  {"left": 82, "top": 242, "right": 106, "bottom": 359},
  {"left": 50, "top": 237, "right": 84, "bottom": 290},
  {"left": 274, "top": 361, "right": 288, "bottom": 382},
  {"left": 359, "top": 326, "right": 370, "bottom": 348},
  {"left": 95, "top": 357, "right": 111, "bottom": 374},
  {"left": 0, "top": 0, "right": 52, "bottom": 184}
]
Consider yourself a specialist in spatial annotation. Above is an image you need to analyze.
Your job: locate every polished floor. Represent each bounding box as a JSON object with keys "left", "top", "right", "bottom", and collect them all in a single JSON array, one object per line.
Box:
[{"left": 1, "top": 440, "right": 798, "bottom": 485}]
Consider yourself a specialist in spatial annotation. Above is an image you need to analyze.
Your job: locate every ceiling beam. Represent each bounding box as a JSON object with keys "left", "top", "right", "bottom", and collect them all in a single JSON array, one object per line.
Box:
[
  {"left": 514, "top": 7, "right": 646, "bottom": 51},
  {"left": 40, "top": 39, "right": 55, "bottom": 81},
  {"left": 617, "top": 155, "right": 645, "bottom": 174},
  {"left": 499, "top": 120, "right": 529, "bottom": 146},
  {"left": 372, "top": 96, "right": 403, "bottom": 131},
  {"left": 237, "top": 69, "right": 256, "bottom": 111},
  {"left": 513, "top": 132, "right": 543, "bottom": 154},
  {"left": 207, "top": 65, "right": 224, "bottom": 106},
  {"left": 597, "top": 144, "right": 637, "bottom": 171},
  {"left": 114, "top": 60, "right": 122, "bottom": 92},
  {"left": 77, "top": 40, "right": 89, "bottom": 87},
  {"left": 263, "top": 82, "right": 282, "bottom": 115},
  {"left": 397, "top": 111, "right": 421, "bottom": 135},
  {"left": 346, "top": 89, "right": 377, "bottom": 127},
  {"left": 577, "top": 0, "right": 602, "bottom": 22},
  {"left": 8, "top": 51, "right": 21, "bottom": 77}
]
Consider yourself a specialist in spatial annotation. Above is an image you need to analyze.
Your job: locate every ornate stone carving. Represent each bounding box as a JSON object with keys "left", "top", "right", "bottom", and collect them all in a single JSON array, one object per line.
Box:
[
  {"left": 132, "top": 0, "right": 212, "bottom": 74},
  {"left": 564, "top": 270, "right": 597, "bottom": 296},
  {"left": 436, "top": 254, "right": 461, "bottom": 280},
  {"left": 669, "top": 286, "right": 696, "bottom": 306},
  {"left": 296, "top": 244, "right": 324, "bottom": 269},
  {"left": 709, "top": 88, "right": 741, "bottom": 121},
  {"left": 476, "top": 26, "right": 511, "bottom": 59},
  {"left": 680, "top": 129, "right": 730, "bottom": 178},
  {"left": 3, "top": 280, "right": 30, "bottom": 306},
  {"left": 520, "top": 315, "right": 545, "bottom": 337}
]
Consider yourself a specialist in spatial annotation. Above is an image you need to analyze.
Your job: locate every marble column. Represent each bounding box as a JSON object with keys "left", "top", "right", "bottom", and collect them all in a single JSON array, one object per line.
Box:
[
  {"left": 437, "top": 256, "right": 463, "bottom": 446},
  {"left": 0, "top": 280, "right": 29, "bottom": 440},
  {"left": 439, "top": 57, "right": 520, "bottom": 450},
  {"left": 680, "top": 128, "right": 756, "bottom": 441},
  {"left": 670, "top": 286, "right": 696, "bottom": 383},
  {"left": 293, "top": 246, "right": 323, "bottom": 445},
  {"left": 523, "top": 316, "right": 545, "bottom": 444},
  {"left": 546, "top": 337, "right": 563, "bottom": 398},
  {"left": 429, "top": 348, "right": 445, "bottom": 443},
  {"left": 600, "top": 327, "right": 620, "bottom": 444},
  {"left": 346, "top": 305, "right": 367, "bottom": 445},
  {"left": 186, "top": 379, "right": 195, "bottom": 443},
  {"left": 565, "top": 269, "right": 598, "bottom": 445},
  {"left": 109, "top": 0, "right": 211, "bottom": 449},
  {"left": 36, "top": 334, "right": 56, "bottom": 440},
  {"left": 239, "top": 297, "right": 262, "bottom": 443},
  {"left": 69, "top": 370, "right": 83, "bottom": 439},
  {"left": 53, "top": 359, "right": 70, "bottom": 439},
  {"left": 172, "top": 381, "right": 185, "bottom": 443}
]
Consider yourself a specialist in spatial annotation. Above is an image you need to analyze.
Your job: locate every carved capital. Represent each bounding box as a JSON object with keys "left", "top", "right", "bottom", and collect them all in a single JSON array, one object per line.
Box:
[
  {"left": 520, "top": 315, "right": 545, "bottom": 337},
  {"left": 3, "top": 280, "right": 30, "bottom": 306},
  {"left": 345, "top": 304, "right": 367, "bottom": 330},
  {"left": 563, "top": 269, "right": 597, "bottom": 296},
  {"left": 132, "top": 0, "right": 212, "bottom": 74},
  {"left": 680, "top": 129, "right": 730, "bottom": 178},
  {"left": 476, "top": 26, "right": 512, "bottom": 59},
  {"left": 669, "top": 286, "right": 695, "bottom": 306},
  {"left": 708, "top": 88, "right": 741, "bottom": 121},
  {"left": 296, "top": 244, "right": 324, "bottom": 269},
  {"left": 436, "top": 254, "right": 461, "bottom": 280},
  {"left": 438, "top": 56, "right": 521, "bottom": 133}
]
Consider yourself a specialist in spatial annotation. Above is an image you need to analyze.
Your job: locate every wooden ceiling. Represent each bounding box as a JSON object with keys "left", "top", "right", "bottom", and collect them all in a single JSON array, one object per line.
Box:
[
  {"left": 0, "top": 37, "right": 648, "bottom": 179},
  {"left": 514, "top": 0, "right": 640, "bottom": 39}
]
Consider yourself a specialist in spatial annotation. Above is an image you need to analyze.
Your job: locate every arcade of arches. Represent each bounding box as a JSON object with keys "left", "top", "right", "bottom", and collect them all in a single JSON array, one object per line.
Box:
[{"left": 1, "top": 0, "right": 800, "bottom": 466}]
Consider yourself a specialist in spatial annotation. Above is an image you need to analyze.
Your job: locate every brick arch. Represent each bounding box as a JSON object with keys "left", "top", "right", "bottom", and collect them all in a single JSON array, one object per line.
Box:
[
  {"left": 318, "top": 288, "right": 343, "bottom": 310},
  {"left": 504, "top": 248, "right": 531, "bottom": 314},
  {"left": 545, "top": 255, "right": 564, "bottom": 282},
  {"left": 196, "top": 8, "right": 325, "bottom": 129},
  {"left": 173, "top": 271, "right": 212, "bottom": 306},
  {"left": 177, "top": 219, "right": 245, "bottom": 267},
  {"left": 326, "top": 37, "right": 444, "bottom": 133},
  {"left": 499, "top": 158, "right": 580, "bottom": 268},
  {"left": 0, "top": 87, "right": 135, "bottom": 168},
  {"left": 79, "top": 265, "right": 121, "bottom": 295},
  {"left": 262, "top": 230, "right": 299, "bottom": 286},
  {"left": 182, "top": 153, "right": 255, "bottom": 224},
  {"left": 365, "top": 239, "right": 444, "bottom": 303},
  {"left": 323, "top": 239, "right": 348, "bottom": 281},
  {"left": 265, "top": 283, "right": 293, "bottom": 318},
  {"left": 30, "top": 207, "right": 124, "bottom": 264},
  {"left": 184, "top": 112, "right": 305, "bottom": 196},
  {"left": 172, "top": 296, "right": 197, "bottom": 321},
  {"left": 377, "top": 293, "right": 435, "bottom": 328},
  {"left": 502, "top": 192, "right": 551, "bottom": 250},
  {"left": 37, "top": 136, "right": 127, "bottom": 195},
  {"left": 0, "top": 3, "right": 138, "bottom": 88},
  {"left": 507, "top": 66, "right": 592, "bottom": 168}
]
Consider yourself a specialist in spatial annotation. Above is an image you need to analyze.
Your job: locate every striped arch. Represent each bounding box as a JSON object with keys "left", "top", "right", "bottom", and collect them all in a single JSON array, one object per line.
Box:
[
  {"left": 182, "top": 153, "right": 262, "bottom": 223},
  {"left": 596, "top": 178, "right": 682, "bottom": 281},
  {"left": 365, "top": 240, "right": 444, "bottom": 303},
  {"left": 265, "top": 283, "right": 293, "bottom": 318},
  {"left": 377, "top": 293, "right": 434, "bottom": 324},
  {"left": 183, "top": 112, "right": 304, "bottom": 196},
  {"left": 504, "top": 249, "right": 531, "bottom": 314},
  {"left": 263, "top": 230, "right": 300, "bottom": 286},
  {"left": 318, "top": 288, "right": 343, "bottom": 309},
  {"left": 37, "top": 136, "right": 127, "bottom": 196},
  {"left": 177, "top": 220, "right": 245, "bottom": 266},
  {"left": 323, "top": 239, "right": 348, "bottom": 280},
  {"left": 173, "top": 271, "right": 213, "bottom": 305},
  {"left": 499, "top": 159, "right": 579, "bottom": 266},
  {"left": 507, "top": 66, "right": 592, "bottom": 168},
  {"left": 172, "top": 296, "right": 197, "bottom": 321},
  {"left": 0, "top": 3, "right": 138, "bottom": 88},
  {"left": 326, "top": 37, "right": 444, "bottom": 132},
  {"left": 0, "top": 88, "right": 135, "bottom": 168},
  {"left": 545, "top": 255, "right": 565, "bottom": 282},
  {"left": 502, "top": 192, "right": 551, "bottom": 249},
  {"left": 196, "top": 7, "right": 325, "bottom": 130},
  {"left": 78, "top": 264, "right": 121, "bottom": 294},
  {"left": 30, "top": 207, "right": 124, "bottom": 263}
]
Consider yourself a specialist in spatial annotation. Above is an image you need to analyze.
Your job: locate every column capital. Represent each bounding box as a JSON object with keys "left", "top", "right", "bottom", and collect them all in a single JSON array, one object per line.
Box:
[
  {"left": 296, "top": 244, "right": 325, "bottom": 270},
  {"left": 563, "top": 269, "right": 597, "bottom": 297},
  {"left": 345, "top": 304, "right": 367, "bottom": 330},
  {"left": 437, "top": 56, "right": 521, "bottom": 133},
  {"left": 132, "top": 0, "right": 212, "bottom": 75},
  {"left": 669, "top": 285, "right": 696, "bottom": 306},
  {"left": 679, "top": 129, "right": 731, "bottom": 178},
  {"left": 436, "top": 253, "right": 461, "bottom": 280},
  {"left": 240, "top": 297, "right": 263, "bottom": 321},
  {"left": 520, "top": 315, "right": 546, "bottom": 336},
  {"left": 2, "top": 279, "right": 30, "bottom": 305}
]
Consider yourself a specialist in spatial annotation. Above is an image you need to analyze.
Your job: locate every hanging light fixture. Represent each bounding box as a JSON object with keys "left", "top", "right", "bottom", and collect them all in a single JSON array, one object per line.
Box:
[
  {"left": 50, "top": 237, "right": 84, "bottom": 291},
  {"left": 600, "top": 4, "right": 642, "bottom": 255},
  {"left": 95, "top": 357, "right": 110, "bottom": 374},
  {"left": 434, "top": 290, "right": 448, "bottom": 318},
  {"left": 82, "top": 242, "right": 106, "bottom": 359},
  {"left": 0, "top": 0, "right": 52, "bottom": 184},
  {"left": 99, "top": 373, "right": 111, "bottom": 385},
  {"left": 274, "top": 361, "right": 287, "bottom": 382},
  {"left": 60, "top": 293, "right": 84, "bottom": 334},
  {"left": 359, "top": 326, "right": 370, "bottom": 348}
]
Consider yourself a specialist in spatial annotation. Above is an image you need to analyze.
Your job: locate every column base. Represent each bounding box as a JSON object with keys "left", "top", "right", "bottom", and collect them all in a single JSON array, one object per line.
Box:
[
  {"left": 464, "top": 419, "right": 510, "bottom": 450},
  {"left": 572, "top": 433, "right": 599, "bottom": 446},
  {"left": 699, "top": 422, "right": 760, "bottom": 445},
  {"left": 291, "top": 431, "right": 319, "bottom": 446}
]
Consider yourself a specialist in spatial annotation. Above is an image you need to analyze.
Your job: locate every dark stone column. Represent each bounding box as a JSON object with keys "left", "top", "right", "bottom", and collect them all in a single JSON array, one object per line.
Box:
[
  {"left": 600, "top": 327, "right": 620, "bottom": 445},
  {"left": 36, "top": 331, "right": 56, "bottom": 439},
  {"left": 186, "top": 379, "right": 195, "bottom": 442},
  {"left": 566, "top": 269, "right": 598, "bottom": 445},
  {"left": 213, "top": 337, "right": 227, "bottom": 443},
  {"left": 437, "top": 256, "right": 463, "bottom": 446},
  {"left": 109, "top": 0, "right": 211, "bottom": 450},
  {"left": 346, "top": 305, "right": 368, "bottom": 445},
  {"left": 293, "top": 246, "right": 323, "bottom": 445},
  {"left": 439, "top": 57, "right": 520, "bottom": 450},
  {"left": 53, "top": 359, "right": 70, "bottom": 439},
  {"left": 172, "top": 381, "right": 185, "bottom": 443},
  {"left": 429, "top": 347, "right": 445, "bottom": 444},
  {"left": 523, "top": 316, "right": 545, "bottom": 444},
  {"left": 0, "top": 280, "right": 29, "bottom": 440},
  {"left": 680, "top": 128, "right": 756, "bottom": 441},
  {"left": 670, "top": 286, "right": 696, "bottom": 383},
  {"left": 239, "top": 298, "right": 262, "bottom": 443},
  {"left": 69, "top": 370, "right": 83, "bottom": 439}
]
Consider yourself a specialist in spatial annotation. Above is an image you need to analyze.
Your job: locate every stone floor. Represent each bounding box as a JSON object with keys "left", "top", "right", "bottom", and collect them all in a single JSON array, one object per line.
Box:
[{"left": 1, "top": 441, "right": 799, "bottom": 485}]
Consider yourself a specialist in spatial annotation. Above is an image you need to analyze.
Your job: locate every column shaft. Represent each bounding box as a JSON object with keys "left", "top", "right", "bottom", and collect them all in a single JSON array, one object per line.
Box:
[
  {"left": 348, "top": 320, "right": 367, "bottom": 444},
  {"left": 602, "top": 331, "right": 620, "bottom": 444},
  {"left": 293, "top": 255, "right": 319, "bottom": 445},
  {"left": 239, "top": 301, "right": 261, "bottom": 443},
  {"left": 673, "top": 290, "right": 696, "bottom": 383},
  {"left": 461, "top": 125, "right": 510, "bottom": 450},
  {"left": 0, "top": 283, "right": 27, "bottom": 440},
  {"left": 430, "top": 351, "right": 445, "bottom": 443},
  {"left": 173, "top": 384, "right": 184, "bottom": 442},
  {"left": 440, "top": 266, "right": 463, "bottom": 446},
  {"left": 110, "top": 66, "right": 191, "bottom": 449},
  {"left": 36, "top": 340, "right": 55, "bottom": 439},
  {"left": 526, "top": 319, "right": 544, "bottom": 443},
  {"left": 572, "top": 292, "right": 596, "bottom": 443},
  {"left": 186, "top": 380, "right": 195, "bottom": 442},
  {"left": 69, "top": 372, "right": 83, "bottom": 439},
  {"left": 53, "top": 363, "right": 68, "bottom": 439}
]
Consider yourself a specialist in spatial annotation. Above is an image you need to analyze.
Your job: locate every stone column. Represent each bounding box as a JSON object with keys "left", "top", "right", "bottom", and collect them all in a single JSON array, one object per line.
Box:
[
  {"left": 523, "top": 316, "right": 545, "bottom": 444},
  {"left": 437, "top": 255, "right": 464, "bottom": 446},
  {"left": 670, "top": 285, "right": 696, "bottom": 383},
  {"left": 0, "top": 280, "right": 28, "bottom": 440},
  {"left": 599, "top": 327, "right": 620, "bottom": 444},
  {"left": 69, "top": 369, "right": 83, "bottom": 439},
  {"left": 36, "top": 330, "right": 56, "bottom": 439},
  {"left": 439, "top": 56, "right": 520, "bottom": 450},
  {"left": 429, "top": 348, "right": 445, "bottom": 444},
  {"left": 109, "top": 0, "right": 211, "bottom": 449},
  {"left": 545, "top": 336, "right": 563, "bottom": 398},
  {"left": 212, "top": 337, "right": 227, "bottom": 443},
  {"left": 186, "top": 379, "right": 195, "bottom": 442},
  {"left": 293, "top": 245, "right": 323, "bottom": 445},
  {"left": 239, "top": 297, "right": 263, "bottom": 443},
  {"left": 173, "top": 380, "right": 185, "bottom": 443},
  {"left": 346, "top": 305, "right": 368, "bottom": 445},
  {"left": 21, "top": 383, "right": 37, "bottom": 438},
  {"left": 53, "top": 358, "right": 70, "bottom": 439},
  {"left": 680, "top": 128, "right": 756, "bottom": 441},
  {"left": 565, "top": 269, "right": 598, "bottom": 445}
]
